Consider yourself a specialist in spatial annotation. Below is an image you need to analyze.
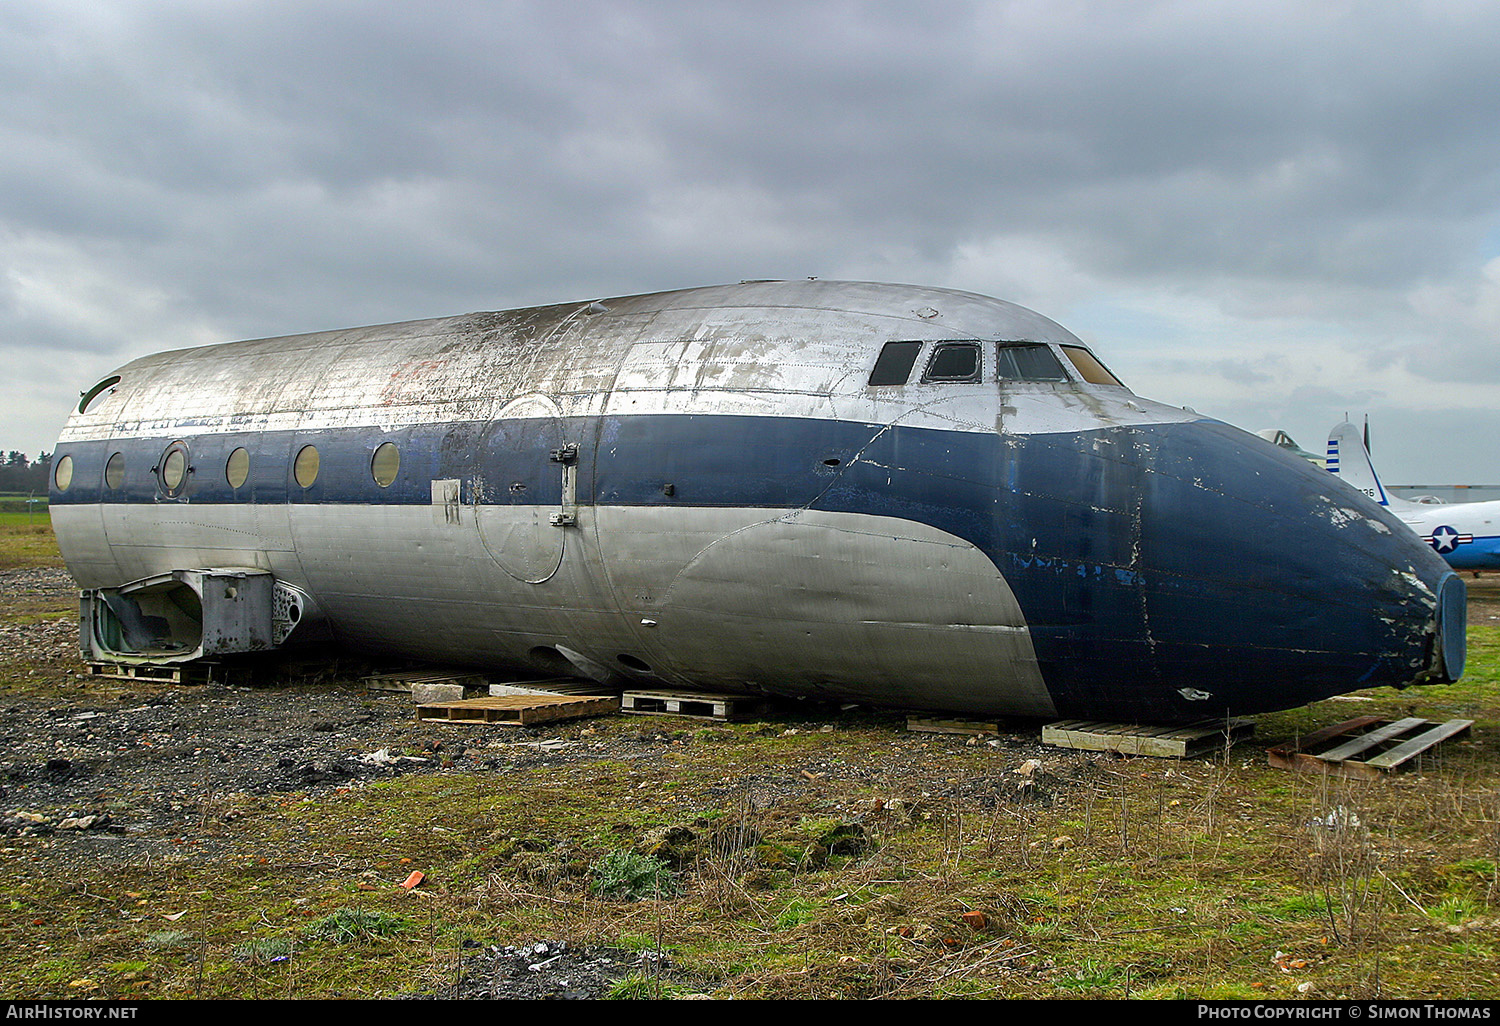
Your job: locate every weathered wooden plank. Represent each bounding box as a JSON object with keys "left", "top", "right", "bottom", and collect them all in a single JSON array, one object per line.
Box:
[
  {"left": 1268, "top": 749, "right": 1381, "bottom": 780},
  {"left": 1315, "top": 717, "right": 1429, "bottom": 763},
  {"left": 1363, "top": 720, "right": 1473, "bottom": 770},
  {"left": 488, "top": 677, "right": 612, "bottom": 696},
  {"left": 363, "top": 669, "right": 490, "bottom": 693},
  {"left": 907, "top": 716, "right": 1004, "bottom": 736},
  {"left": 1280, "top": 715, "right": 1386, "bottom": 751},
  {"left": 1042, "top": 718, "right": 1253, "bottom": 758},
  {"left": 415, "top": 694, "right": 617, "bottom": 726},
  {"left": 88, "top": 660, "right": 244, "bottom": 685},
  {"left": 1266, "top": 717, "right": 1474, "bottom": 779},
  {"left": 620, "top": 689, "right": 759, "bottom": 721}
]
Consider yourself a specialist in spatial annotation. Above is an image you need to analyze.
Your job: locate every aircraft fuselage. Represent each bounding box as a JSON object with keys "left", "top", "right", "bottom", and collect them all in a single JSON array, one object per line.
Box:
[{"left": 50, "top": 280, "right": 1464, "bottom": 721}]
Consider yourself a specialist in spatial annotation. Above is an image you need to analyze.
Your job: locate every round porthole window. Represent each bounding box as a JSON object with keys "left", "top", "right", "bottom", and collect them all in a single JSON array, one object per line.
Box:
[
  {"left": 294, "top": 445, "right": 320, "bottom": 488},
  {"left": 226, "top": 447, "right": 250, "bottom": 490},
  {"left": 158, "top": 441, "right": 190, "bottom": 497},
  {"left": 105, "top": 452, "right": 125, "bottom": 490},
  {"left": 53, "top": 454, "right": 74, "bottom": 491},
  {"left": 371, "top": 442, "right": 400, "bottom": 488}
]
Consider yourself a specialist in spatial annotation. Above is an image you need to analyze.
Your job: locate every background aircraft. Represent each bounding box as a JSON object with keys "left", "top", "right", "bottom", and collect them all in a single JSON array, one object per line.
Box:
[
  {"left": 1256, "top": 428, "right": 1323, "bottom": 466},
  {"left": 1327, "top": 420, "right": 1500, "bottom": 570}
]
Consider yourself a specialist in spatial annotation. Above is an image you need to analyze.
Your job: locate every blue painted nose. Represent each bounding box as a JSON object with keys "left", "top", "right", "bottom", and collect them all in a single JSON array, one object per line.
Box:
[{"left": 999, "top": 419, "right": 1461, "bottom": 722}]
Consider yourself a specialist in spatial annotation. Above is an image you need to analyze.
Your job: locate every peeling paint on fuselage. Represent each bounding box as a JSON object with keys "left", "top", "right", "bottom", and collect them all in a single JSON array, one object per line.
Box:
[{"left": 49, "top": 280, "right": 1462, "bottom": 722}]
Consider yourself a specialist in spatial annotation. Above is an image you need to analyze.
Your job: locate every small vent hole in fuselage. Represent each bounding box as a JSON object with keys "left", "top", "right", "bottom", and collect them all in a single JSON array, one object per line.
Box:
[{"left": 617, "top": 653, "right": 652, "bottom": 674}]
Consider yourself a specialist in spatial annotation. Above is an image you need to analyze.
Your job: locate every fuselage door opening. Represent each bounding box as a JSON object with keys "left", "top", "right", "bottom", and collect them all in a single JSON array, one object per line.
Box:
[{"left": 472, "top": 393, "right": 571, "bottom": 584}]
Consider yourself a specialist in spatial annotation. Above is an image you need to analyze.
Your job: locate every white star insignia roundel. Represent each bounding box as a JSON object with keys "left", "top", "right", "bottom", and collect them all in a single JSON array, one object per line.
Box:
[{"left": 1426, "top": 525, "right": 1470, "bottom": 554}]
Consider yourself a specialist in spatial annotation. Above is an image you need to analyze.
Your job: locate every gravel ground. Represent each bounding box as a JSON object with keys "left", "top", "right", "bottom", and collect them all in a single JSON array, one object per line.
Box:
[
  {"left": 0, "top": 565, "right": 1062, "bottom": 998},
  {"left": 6, "top": 563, "right": 1488, "bottom": 862},
  {"left": 8, "top": 563, "right": 1496, "bottom": 999}
]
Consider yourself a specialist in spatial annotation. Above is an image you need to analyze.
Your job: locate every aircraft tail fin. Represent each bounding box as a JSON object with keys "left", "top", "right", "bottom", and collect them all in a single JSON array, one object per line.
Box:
[{"left": 1326, "top": 420, "right": 1409, "bottom": 510}]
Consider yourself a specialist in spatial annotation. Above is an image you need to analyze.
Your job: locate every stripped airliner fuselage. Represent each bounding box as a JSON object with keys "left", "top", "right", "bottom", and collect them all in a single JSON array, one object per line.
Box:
[{"left": 49, "top": 280, "right": 1464, "bottom": 722}]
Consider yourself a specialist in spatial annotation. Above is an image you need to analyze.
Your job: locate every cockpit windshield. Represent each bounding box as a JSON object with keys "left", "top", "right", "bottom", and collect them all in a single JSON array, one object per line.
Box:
[
  {"left": 996, "top": 343, "right": 1069, "bottom": 382},
  {"left": 868, "top": 341, "right": 924, "bottom": 386},
  {"left": 922, "top": 342, "right": 982, "bottom": 383},
  {"left": 866, "top": 338, "right": 1128, "bottom": 390},
  {"left": 1059, "top": 345, "right": 1125, "bottom": 387}
]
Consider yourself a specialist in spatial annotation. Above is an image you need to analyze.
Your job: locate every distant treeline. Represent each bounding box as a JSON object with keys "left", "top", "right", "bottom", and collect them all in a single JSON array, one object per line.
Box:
[{"left": 0, "top": 452, "right": 52, "bottom": 495}]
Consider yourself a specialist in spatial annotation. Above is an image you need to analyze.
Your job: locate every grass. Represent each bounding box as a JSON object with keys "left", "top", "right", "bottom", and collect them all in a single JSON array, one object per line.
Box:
[
  {"left": 9, "top": 710, "right": 1500, "bottom": 999},
  {"left": 5, "top": 522, "right": 1500, "bottom": 998},
  {"left": 0, "top": 496, "right": 48, "bottom": 517},
  {"left": 590, "top": 851, "right": 679, "bottom": 901},
  {"left": 0, "top": 513, "right": 60, "bottom": 570},
  {"left": 306, "top": 909, "right": 411, "bottom": 945},
  {"left": 607, "top": 973, "right": 690, "bottom": 1000}
]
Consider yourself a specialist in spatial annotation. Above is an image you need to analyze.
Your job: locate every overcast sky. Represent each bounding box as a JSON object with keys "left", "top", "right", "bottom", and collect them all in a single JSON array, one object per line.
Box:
[{"left": 4, "top": 0, "right": 1500, "bottom": 483}]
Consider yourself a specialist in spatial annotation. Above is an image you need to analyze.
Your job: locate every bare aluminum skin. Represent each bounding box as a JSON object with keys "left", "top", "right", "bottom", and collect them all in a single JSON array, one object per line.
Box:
[{"left": 50, "top": 280, "right": 1463, "bottom": 722}]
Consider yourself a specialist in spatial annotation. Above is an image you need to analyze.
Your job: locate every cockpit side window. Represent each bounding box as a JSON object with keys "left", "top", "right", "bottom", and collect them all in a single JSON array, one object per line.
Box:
[
  {"left": 868, "top": 341, "right": 924, "bottom": 386},
  {"left": 1060, "top": 345, "right": 1125, "bottom": 387},
  {"left": 921, "top": 342, "right": 982, "bottom": 383},
  {"left": 996, "top": 342, "right": 1069, "bottom": 382}
]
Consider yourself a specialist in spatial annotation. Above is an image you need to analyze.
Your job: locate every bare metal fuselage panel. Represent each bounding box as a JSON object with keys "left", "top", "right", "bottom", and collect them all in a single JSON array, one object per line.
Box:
[{"left": 50, "top": 280, "right": 1464, "bottom": 721}]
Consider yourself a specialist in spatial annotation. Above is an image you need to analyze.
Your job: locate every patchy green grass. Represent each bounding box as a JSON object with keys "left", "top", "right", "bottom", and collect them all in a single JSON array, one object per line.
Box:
[
  {"left": 606, "top": 973, "right": 693, "bottom": 1000},
  {"left": 306, "top": 908, "right": 411, "bottom": 945},
  {"left": 590, "top": 851, "right": 679, "bottom": 901},
  {"left": 0, "top": 515, "right": 61, "bottom": 570},
  {"left": 5, "top": 534, "right": 1500, "bottom": 998},
  {"left": 7, "top": 705, "right": 1500, "bottom": 999},
  {"left": 0, "top": 501, "right": 48, "bottom": 518}
]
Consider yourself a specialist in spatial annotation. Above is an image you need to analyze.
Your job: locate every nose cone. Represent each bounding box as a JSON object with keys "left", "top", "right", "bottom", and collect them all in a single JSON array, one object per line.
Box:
[{"left": 1003, "top": 419, "right": 1460, "bottom": 722}]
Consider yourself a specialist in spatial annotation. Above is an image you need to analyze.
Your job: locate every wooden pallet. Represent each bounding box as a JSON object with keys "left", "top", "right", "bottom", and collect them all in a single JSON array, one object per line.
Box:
[
  {"left": 620, "top": 689, "right": 760, "bottom": 721},
  {"left": 87, "top": 661, "right": 243, "bottom": 685},
  {"left": 488, "top": 677, "right": 614, "bottom": 697},
  {"left": 1267, "top": 716, "right": 1474, "bottom": 779},
  {"left": 363, "top": 669, "right": 490, "bottom": 693},
  {"left": 907, "top": 716, "right": 1006, "bottom": 737},
  {"left": 1042, "top": 718, "right": 1255, "bottom": 758},
  {"left": 415, "top": 694, "right": 618, "bottom": 726}
]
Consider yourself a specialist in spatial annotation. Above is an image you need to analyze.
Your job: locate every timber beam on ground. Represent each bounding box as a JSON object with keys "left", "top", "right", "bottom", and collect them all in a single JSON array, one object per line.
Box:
[
  {"left": 416, "top": 693, "right": 618, "bottom": 726},
  {"left": 620, "top": 689, "right": 767, "bottom": 722},
  {"left": 1042, "top": 718, "right": 1255, "bottom": 758},
  {"left": 363, "top": 669, "right": 490, "bottom": 694},
  {"left": 87, "top": 660, "right": 249, "bottom": 686}
]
